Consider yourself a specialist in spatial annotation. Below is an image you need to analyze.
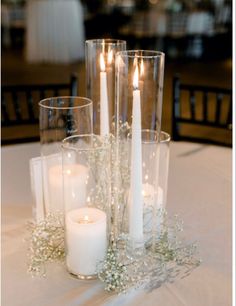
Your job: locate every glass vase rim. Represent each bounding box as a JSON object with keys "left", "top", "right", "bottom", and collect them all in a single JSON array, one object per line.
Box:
[
  {"left": 160, "top": 131, "right": 171, "bottom": 143},
  {"left": 39, "top": 96, "right": 93, "bottom": 110},
  {"left": 127, "top": 129, "right": 170, "bottom": 144},
  {"left": 85, "top": 38, "right": 126, "bottom": 46},
  {"left": 116, "top": 50, "right": 165, "bottom": 59},
  {"left": 62, "top": 134, "right": 110, "bottom": 152}
]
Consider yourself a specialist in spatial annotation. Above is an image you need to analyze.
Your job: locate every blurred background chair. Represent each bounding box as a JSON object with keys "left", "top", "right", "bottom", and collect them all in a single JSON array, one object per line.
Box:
[
  {"left": 1, "top": 74, "right": 78, "bottom": 145},
  {"left": 172, "top": 75, "right": 232, "bottom": 146},
  {"left": 1, "top": 1, "right": 25, "bottom": 48}
]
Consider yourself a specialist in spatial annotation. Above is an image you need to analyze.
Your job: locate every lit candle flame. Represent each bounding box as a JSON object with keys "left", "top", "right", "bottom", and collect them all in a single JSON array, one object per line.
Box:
[
  {"left": 133, "top": 65, "right": 139, "bottom": 90},
  {"left": 66, "top": 169, "right": 71, "bottom": 175},
  {"left": 100, "top": 53, "right": 105, "bottom": 72},
  {"left": 108, "top": 49, "right": 113, "bottom": 64},
  {"left": 102, "top": 40, "right": 105, "bottom": 54},
  {"left": 116, "top": 54, "right": 121, "bottom": 69},
  {"left": 140, "top": 59, "right": 144, "bottom": 77},
  {"left": 78, "top": 215, "right": 92, "bottom": 224},
  {"left": 84, "top": 215, "right": 89, "bottom": 222}
]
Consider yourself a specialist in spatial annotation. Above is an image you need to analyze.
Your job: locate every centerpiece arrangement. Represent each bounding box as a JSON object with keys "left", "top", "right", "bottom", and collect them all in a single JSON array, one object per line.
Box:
[{"left": 28, "top": 39, "right": 200, "bottom": 293}]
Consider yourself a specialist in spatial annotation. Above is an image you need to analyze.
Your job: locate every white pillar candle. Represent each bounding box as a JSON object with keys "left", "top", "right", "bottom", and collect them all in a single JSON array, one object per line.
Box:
[
  {"left": 42, "top": 153, "right": 62, "bottom": 214},
  {"left": 48, "top": 164, "right": 88, "bottom": 212},
  {"left": 100, "top": 53, "right": 109, "bottom": 136},
  {"left": 66, "top": 207, "right": 107, "bottom": 277},
  {"left": 129, "top": 65, "right": 143, "bottom": 244},
  {"left": 30, "top": 156, "right": 45, "bottom": 222}
]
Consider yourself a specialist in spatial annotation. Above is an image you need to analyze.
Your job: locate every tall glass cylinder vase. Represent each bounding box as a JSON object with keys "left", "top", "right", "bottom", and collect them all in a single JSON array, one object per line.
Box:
[
  {"left": 39, "top": 97, "right": 93, "bottom": 216},
  {"left": 62, "top": 134, "right": 111, "bottom": 279},
  {"left": 114, "top": 50, "right": 165, "bottom": 254},
  {"left": 85, "top": 39, "right": 126, "bottom": 136}
]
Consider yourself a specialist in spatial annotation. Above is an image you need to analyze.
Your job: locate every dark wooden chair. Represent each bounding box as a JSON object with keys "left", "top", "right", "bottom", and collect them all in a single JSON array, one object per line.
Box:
[
  {"left": 172, "top": 75, "right": 232, "bottom": 147},
  {"left": 1, "top": 73, "right": 78, "bottom": 145}
]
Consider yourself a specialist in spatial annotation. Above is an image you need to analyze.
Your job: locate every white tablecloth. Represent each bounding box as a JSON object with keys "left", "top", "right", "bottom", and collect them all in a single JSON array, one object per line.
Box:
[
  {"left": 1, "top": 141, "right": 232, "bottom": 306},
  {"left": 26, "top": 0, "right": 85, "bottom": 63}
]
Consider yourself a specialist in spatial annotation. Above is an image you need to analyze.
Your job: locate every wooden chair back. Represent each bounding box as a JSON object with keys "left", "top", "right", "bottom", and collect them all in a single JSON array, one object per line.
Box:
[
  {"left": 172, "top": 75, "right": 232, "bottom": 146},
  {"left": 1, "top": 73, "right": 78, "bottom": 145}
]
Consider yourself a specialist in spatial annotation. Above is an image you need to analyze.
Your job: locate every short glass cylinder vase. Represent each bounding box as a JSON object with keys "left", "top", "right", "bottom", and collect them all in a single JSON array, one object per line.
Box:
[
  {"left": 141, "top": 130, "right": 170, "bottom": 246},
  {"left": 158, "top": 131, "right": 170, "bottom": 209},
  {"left": 62, "top": 134, "right": 111, "bottom": 279},
  {"left": 114, "top": 50, "right": 165, "bottom": 254},
  {"left": 39, "top": 97, "right": 93, "bottom": 216},
  {"left": 85, "top": 39, "right": 126, "bottom": 136}
]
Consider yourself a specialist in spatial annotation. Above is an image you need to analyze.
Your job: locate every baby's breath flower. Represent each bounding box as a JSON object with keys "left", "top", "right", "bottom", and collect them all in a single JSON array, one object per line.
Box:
[
  {"left": 99, "top": 210, "right": 201, "bottom": 294},
  {"left": 27, "top": 212, "right": 65, "bottom": 276}
]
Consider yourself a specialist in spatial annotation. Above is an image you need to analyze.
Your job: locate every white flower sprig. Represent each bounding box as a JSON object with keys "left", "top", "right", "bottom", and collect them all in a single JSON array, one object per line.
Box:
[
  {"left": 98, "top": 211, "right": 201, "bottom": 293},
  {"left": 27, "top": 212, "right": 65, "bottom": 277},
  {"left": 98, "top": 247, "right": 129, "bottom": 292}
]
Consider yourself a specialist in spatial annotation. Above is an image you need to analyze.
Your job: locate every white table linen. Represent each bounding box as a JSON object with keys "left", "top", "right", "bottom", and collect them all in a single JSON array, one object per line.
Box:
[
  {"left": 1, "top": 141, "right": 232, "bottom": 306},
  {"left": 26, "top": 0, "right": 85, "bottom": 63}
]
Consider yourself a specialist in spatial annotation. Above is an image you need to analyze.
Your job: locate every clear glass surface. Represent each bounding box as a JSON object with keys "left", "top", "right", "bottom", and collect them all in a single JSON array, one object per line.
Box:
[
  {"left": 62, "top": 134, "right": 111, "bottom": 279},
  {"left": 39, "top": 96, "right": 93, "bottom": 216},
  {"left": 114, "top": 50, "right": 165, "bottom": 252},
  {"left": 85, "top": 39, "right": 126, "bottom": 136}
]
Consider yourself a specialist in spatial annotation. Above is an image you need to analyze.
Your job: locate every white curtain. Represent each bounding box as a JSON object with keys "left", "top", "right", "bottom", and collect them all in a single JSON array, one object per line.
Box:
[{"left": 26, "top": 0, "right": 85, "bottom": 63}]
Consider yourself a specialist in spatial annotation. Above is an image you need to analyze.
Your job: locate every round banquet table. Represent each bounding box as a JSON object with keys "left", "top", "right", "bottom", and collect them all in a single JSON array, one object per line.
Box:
[
  {"left": 1, "top": 141, "right": 232, "bottom": 306},
  {"left": 26, "top": 0, "right": 85, "bottom": 63}
]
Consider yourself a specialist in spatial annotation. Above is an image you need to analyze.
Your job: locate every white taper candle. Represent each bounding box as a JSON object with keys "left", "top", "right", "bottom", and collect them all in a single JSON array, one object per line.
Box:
[
  {"left": 100, "top": 53, "right": 109, "bottom": 136},
  {"left": 129, "top": 65, "right": 143, "bottom": 244}
]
